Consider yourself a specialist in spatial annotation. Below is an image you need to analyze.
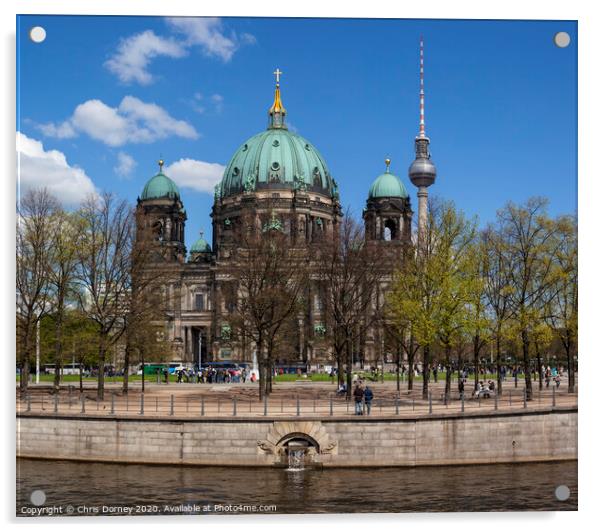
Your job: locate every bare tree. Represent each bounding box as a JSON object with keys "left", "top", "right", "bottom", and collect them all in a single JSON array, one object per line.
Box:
[
  {"left": 228, "top": 211, "right": 309, "bottom": 399},
  {"left": 122, "top": 222, "right": 174, "bottom": 394},
  {"left": 16, "top": 189, "right": 58, "bottom": 393},
  {"left": 74, "top": 193, "right": 134, "bottom": 400},
  {"left": 314, "top": 214, "right": 386, "bottom": 399}
]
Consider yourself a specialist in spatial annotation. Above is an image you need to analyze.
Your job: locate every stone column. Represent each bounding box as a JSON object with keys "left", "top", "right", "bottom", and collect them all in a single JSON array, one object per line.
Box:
[{"left": 185, "top": 326, "right": 192, "bottom": 361}]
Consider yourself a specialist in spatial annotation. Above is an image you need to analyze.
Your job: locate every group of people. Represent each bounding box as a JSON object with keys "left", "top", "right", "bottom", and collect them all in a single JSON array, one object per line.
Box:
[
  {"left": 162, "top": 366, "right": 258, "bottom": 384},
  {"left": 352, "top": 382, "right": 374, "bottom": 415}
]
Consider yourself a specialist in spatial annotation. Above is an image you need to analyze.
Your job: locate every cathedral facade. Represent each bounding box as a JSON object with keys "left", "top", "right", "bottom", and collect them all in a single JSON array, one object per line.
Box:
[{"left": 135, "top": 69, "right": 434, "bottom": 369}]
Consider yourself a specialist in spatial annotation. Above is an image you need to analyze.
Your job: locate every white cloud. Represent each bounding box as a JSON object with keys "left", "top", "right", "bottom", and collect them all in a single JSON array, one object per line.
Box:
[
  {"left": 114, "top": 151, "right": 137, "bottom": 178},
  {"left": 105, "top": 18, "right": 255, "bottom": 85},
  {"left": 38, "top": 96, "right": 199, "bottom": 147},
  {"left": 210, "top": 93, "right": 224, "bottom": 113},
  {"left": 164, "top": 158, "right": 224, "bottom": 194},
  {"left": 16, "top": 132, "right": 96, "bottom": 206},
  {"left": 104, "top": 30, "right": 186, "bottom": 85},
  {"left": 165, "top": 17, "right": 238, "bottom": 62},
  {"left": 36, "top": 121, "right": 76, "bottom": 139}
]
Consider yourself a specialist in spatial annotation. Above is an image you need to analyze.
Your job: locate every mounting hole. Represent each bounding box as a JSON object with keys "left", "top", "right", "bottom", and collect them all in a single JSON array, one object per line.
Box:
[
  {"left": 30, "top": 489, "right": 46, "bottom": 506},
  {"left": 555, "top": 485, "right": 570, "bottom": 501},
  {"left": 554, "top": 32, "right": 571, "bottom": 48},
  {"left": 29, "top": 26, "right": 46, "bottom": 43}
]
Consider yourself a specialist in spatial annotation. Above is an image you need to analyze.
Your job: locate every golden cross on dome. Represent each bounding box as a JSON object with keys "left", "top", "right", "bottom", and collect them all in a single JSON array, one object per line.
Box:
[
  {"left": 273, "top": 68, "right": 283, "bottom": 85},
  {"left": 158, "top": 158, "right": 164, "bottom": 172}
]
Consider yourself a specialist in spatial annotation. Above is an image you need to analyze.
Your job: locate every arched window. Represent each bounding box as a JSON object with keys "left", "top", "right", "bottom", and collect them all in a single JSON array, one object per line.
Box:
[{"left": 384, "top": 219, "right": 396, "bottom": 241}]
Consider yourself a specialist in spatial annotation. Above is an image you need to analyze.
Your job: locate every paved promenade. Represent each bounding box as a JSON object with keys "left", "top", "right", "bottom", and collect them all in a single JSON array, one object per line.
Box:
[{"left": 16, "top": 377, "right": 577, "bottom": 419}]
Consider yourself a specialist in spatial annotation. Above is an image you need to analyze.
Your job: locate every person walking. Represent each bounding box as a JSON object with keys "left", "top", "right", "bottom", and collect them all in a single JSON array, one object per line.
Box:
[
  {"left": 458, "top": 378, "right": 465, "bottom": 399},
  {"left": 363, "top": 385, "right": 374, "bottom": 415},
  {"left": 353, "top": 384, "right": 364, "bottom": 415}
]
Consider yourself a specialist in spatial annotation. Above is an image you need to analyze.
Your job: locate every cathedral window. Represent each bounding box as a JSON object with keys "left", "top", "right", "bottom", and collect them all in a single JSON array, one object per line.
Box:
[
  {"left": 384, "top": 219, "right": 397, "bottom": 241},
  {"left": 194, "top": 293, "right": 205, "bottom": 311}
]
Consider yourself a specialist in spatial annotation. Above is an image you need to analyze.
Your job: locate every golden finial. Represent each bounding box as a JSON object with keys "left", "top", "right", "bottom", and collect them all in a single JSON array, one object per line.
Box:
[
  {"left": 385, "top": 158, "right": 391, "bottom": 172},
  {"left": 269, "top": 68, "right": 286, "bottom": 125},
  {"left": 158, "top": 158, "right": 165, "bottom": 172}
]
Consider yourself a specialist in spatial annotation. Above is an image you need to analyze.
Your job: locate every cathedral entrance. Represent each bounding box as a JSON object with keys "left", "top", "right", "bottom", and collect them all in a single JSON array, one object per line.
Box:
[{"left": 183, "top": 326, "right": 208, "bottom": 366}]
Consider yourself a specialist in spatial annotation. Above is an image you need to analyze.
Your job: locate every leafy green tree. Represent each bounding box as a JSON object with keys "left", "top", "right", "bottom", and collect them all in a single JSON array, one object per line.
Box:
[
  {"left": 388, "top": 199, "right": 476, "bottom": 399},
  {"left": 482, "top": 225, "right": 514, "bottom": 395},
  {"left": 47, "top": 208, "right": 83, "bottom": 392},
  {"left": 464, "top": 237, "right": 493, "bottom": 393},
  {"left": 431, "top": 204, "right": 477, "bottom": 396},
  {"left": 498, "top": 198, "right": 563, "bottom": 400},
  {"left": 545, "top": 215, "right": 577, "bottom": 392}
]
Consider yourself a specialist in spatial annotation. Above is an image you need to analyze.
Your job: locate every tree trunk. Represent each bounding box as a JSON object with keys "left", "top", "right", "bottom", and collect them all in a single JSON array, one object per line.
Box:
[
  {"left": 474, "top": 352, "right": 479, "bottom": 392},
  {"left": 122, "top": 338, "right": 132, "bottom": 394},
  {"left": 267, "top": 358, "right": 273, "bottom": 394},
  {"left": 97, "top": 334, "right": 107, "bottom": 401},
  {"left": 407, "top": 336, "right": 415, "bottom": 392},
  {"left": 345, "top": 340, "right": 352, "bottom": 401},
  {"left": 473, "top": 333, "right": 480, "bottom": 392},
  {"left": 522, "top": 329, "right": 532, "bottom": 400},
  {"left": 141, "top": 347, "right": 146, "bottom": 394},
  {"left": 496, "top": 332, "right": 503, "bottom": 396},
  {"left": 396, "top": 341, "right": 401, "bottom": 392},
  {"left": 53, "top": 360, "right": 62, "bottom": 393},
  {"left": 422, "top": 344, "right": 430, "bottom": 400},
  {"left": 257, "top": 338, "right": 265, "bottom": 401},
  {"left": 19, "top": 322, "right": 33, "bottom": 393},
  {"left": 79, "top": 362, "right": 83, "bottom": 393},
  {"left": 535, "top": 340, "right": 543, "bottom": 391},
  {"left": 444, "top": 343, "right": 452, "bottom": 397},
  {"left": 566, "top": 332, "right": 575, "bottom": 393},
  {"left": 54, "top": 302, "right": 64, "bottom": 394}
]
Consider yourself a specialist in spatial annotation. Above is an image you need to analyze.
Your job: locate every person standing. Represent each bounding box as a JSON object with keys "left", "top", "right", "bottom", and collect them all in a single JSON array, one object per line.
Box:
[
  {"left": 353, "top": 384, "right": 364, "bottom": 415},
  {"left": 363, "top": 385, "right": 374, "bottom": 415}
]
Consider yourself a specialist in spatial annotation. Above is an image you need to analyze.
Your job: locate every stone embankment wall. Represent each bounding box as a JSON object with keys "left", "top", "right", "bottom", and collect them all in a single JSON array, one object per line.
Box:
[{"left": 16, "top": 407, "right": 577, "bottom": 467}]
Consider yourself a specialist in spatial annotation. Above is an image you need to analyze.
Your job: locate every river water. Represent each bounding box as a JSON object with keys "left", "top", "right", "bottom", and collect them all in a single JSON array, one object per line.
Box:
[{"left": 16, "top": 458, "right": 577, "bottom": 515}]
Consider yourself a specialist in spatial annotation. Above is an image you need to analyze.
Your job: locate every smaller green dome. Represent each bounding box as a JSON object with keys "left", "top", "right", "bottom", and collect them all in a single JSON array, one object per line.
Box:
[
  {"left": 190, "top": 232, "right": 211, "bottom": 253},
  {"left": 368, "top": 167, "right": 408, "bottom": 199},
  {"left": 141, "top": 171, "right": 180, "bottom": 201}
]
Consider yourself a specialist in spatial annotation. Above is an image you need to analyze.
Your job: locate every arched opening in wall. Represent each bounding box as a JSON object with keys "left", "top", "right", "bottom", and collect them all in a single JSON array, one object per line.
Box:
[
  {"left": 384, "top": 219, "right": 397, "bottom": 241},
  {"left": 277, "top": 433, "right": 319, "bottom": 469},
  {"left": 152, "top": 220, "right": 164, "bottom": 242}
]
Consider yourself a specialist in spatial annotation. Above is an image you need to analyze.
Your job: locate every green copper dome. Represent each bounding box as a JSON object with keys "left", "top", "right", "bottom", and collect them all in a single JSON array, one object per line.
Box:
[
  {"left": 218, "top": 129, "right": 336, "bottom": 198},
  {"left": 216, "top": 76, "right": 337, "bottom": 199},
  {"left": 141, "top": 167, "right": 180, "bottom": 201},
  {"left": 189, "top": 232, "right": 211, "bottom": 253},
  {"left": 368, "top": 162, "right": 408, "bottom": 199}
]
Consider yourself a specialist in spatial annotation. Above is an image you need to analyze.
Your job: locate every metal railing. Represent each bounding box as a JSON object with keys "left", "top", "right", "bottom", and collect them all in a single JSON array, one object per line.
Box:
[{"left": 17, "top": 385, "right": 574, "bottom": 419}]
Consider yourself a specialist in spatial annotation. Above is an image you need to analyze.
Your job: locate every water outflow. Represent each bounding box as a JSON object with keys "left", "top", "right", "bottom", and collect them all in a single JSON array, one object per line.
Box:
[{"left": 287, "top": 449, "right": 305, "bottom": 471}]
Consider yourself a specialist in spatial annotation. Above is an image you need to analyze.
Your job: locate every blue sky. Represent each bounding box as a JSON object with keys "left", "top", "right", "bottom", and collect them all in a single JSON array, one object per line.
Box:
[{"left": 16, "top": 16, "right": 577, "bottom": 249}]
